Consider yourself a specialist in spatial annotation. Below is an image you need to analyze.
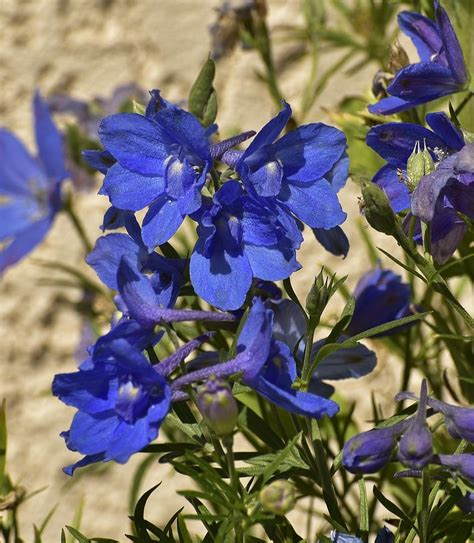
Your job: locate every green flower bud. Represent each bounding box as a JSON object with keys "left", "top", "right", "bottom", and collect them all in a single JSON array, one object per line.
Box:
[
  {"left": 361, "top": 182, "right": 397, "bottom": 235},
  {"left": 197, "top": 379, "right": 238, "bottom": 437},
  {"left": 259, "top": 480, "right": 296, "bottom": 515}
]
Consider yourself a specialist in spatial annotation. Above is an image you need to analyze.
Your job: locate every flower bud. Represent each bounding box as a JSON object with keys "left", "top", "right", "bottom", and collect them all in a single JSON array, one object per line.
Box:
[
  {"left": 398, "top": 380, "right": 433, "bottom": 469},
  {"left": 259, "top": 480, "right": 296, "bottom": 515},
  {"left": 342, "top": 422, "right": 407, "bottom": 474},
  {"left": 428, "top": 398, "right": 474, "bottom": 443},
  {"left": 406, "top": 141, "right": 435, "bottom": 192},
  {"left": 361, "top": 182, "right": 397, "bottom": 235},
  {"left": 434, "top": 454, "right": 474, "bottom": 484},
  {"left": 197, "top": 379, "right": 238, "bottom": 437},
  {"left": 305, "top": 269, "right": 329, "bottom": 318}
]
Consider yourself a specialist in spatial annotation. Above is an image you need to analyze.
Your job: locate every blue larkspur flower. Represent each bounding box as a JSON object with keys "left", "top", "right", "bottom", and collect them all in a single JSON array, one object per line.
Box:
[
  {"left": 190, "top": 180, "right": 303, "bottom": 310},
  {"left": 346, "top": 266, "right": 414, "bottom": 337},
  {"left": 97, "top": 90, "right": 212, "bottom": 248},
  {"left": 433, "top": 454, "right": 474, "bottom": 484},
  {"left": 54, "top": 333, "right": 213, "bottom": 474},
  {"left": 172, "top": 298, "right": 339, "bottom": 419},
  {"left": 53, "top": 339, "right": 172, "bottom": 474},
  {"left": 0, "top": 92, "right": 68, "bottom": 273},
  {"left": 234, "top": 102, "right": 348, "bottom": 233},
  {"left": 331, "top": 530, "right": 394, "bottom": 543},
  {"left": 369, "top": 1, "right": 469, "bottom": 115},
  {"left": 366, "top": 112, "right": 470, "bottom": 263}
]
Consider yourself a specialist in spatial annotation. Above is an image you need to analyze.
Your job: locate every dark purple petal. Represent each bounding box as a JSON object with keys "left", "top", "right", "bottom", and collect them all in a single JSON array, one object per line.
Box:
[
  {"left": 426, "top": 112, "right": 464, "bottom": 151},
  {"left": 435, "top": 1, "right": 468, "bottom": 85},
  {"left": 387, "top": 62, "right": 460, "bottom": 100}
]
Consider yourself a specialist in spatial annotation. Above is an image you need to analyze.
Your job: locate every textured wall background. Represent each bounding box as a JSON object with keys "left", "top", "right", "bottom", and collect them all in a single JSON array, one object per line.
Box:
[{"left": 0, "top": 0, "right": 404, "bottom": 539}]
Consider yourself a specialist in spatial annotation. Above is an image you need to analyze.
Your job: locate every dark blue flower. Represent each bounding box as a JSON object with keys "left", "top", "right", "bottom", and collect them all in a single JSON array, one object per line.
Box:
[
  {"left": 97, "top": 91, "right": 212, "bottom": 248},
  {"left": 0, "top": 92, "right": 68, "bottom": 273},
  {"left": 457, "top": 492, "right": 474, "bottom": 514},
  {"left": 411, "top": 143, "right": 474, "bottom": 263},
  {"left": 366, "top": 112, "right": 464, "bottom": 213},
  {"left": 331, "top": 533, "right": 363, "bottom": 543},
  {"left": 172, "top": 298, "right": 339, "bottom": 419},
  {"left": 189, "top": 180, "right": 302, "bottom": 310},
  {"left": 54, "top": 332, "right": 214, "bottom": 474},
  {"left": 235, "top": 102, "right": 348, "bottom": 230},
  {"left": 369, "top": 2, "right": 469, "bottom": 115},
  {"left": 346, "top": 266, "right": 414, "bottom": 337},
  {"left": 53, "top": 339, "right": 172, "bottom": 474}
]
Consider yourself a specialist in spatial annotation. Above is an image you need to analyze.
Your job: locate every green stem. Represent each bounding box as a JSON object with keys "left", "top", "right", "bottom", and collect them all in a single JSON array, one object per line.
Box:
[
  {"left": 223, "top": 436, "right": 244, "bottom": 543},
  {"left": 63, "top": 195, "right": 93, "bottom": 254},
  {"left": 300, "top": 317, "right": 319, "bottom": 390}
]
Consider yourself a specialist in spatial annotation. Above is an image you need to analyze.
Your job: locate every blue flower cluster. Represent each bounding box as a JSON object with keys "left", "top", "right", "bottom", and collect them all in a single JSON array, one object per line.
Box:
[
  {"left": 91, "top": 92, "right": 348, "bottom": 310},
  {"left": 47, "top": 91, "right": 363, "bottom": 473}
]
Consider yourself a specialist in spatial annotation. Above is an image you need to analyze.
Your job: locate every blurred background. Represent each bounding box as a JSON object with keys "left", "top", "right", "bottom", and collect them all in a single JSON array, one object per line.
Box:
[{"left": 0, "top": 0, "right": 421, "bottom": 539}]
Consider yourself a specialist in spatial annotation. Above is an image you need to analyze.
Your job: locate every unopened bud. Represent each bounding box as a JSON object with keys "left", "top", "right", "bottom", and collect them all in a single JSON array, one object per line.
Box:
[
  {"left": 197, "top": 379, "right": 238, "bottom": 437},
  {"left": 259, "top": 480, "right": 296, "bottom": 515},
  {"left": 361, "top": 182, "right": 397, "bottom": 235},
  {"left": 305, "top": 269, "right": 327, "bottom": 317},
  {"left": 398, "top": 380, "right": 433, "bottom": 469}
]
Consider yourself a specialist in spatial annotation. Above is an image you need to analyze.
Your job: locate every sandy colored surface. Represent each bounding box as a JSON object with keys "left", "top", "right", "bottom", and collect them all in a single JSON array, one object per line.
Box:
[{"left": 1, "top": 1, "right": 413, "bottom": 540}]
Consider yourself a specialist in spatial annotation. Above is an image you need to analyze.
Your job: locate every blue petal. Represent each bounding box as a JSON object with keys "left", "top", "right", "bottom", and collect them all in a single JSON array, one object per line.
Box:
[
  {"left": 117, "top": 257, "right": 162, "bottom": 328},
  {"left": 190, "top": 238, "right": 253, "bottom": 310},
  {"left": 312, "top": 226, "right": 349, "bottom": 257},
  {"left": 104, "top": 417, "right": 153, "bottom": 462},
  {"left": 241, "top": 102, "right": 292, "bottom": 159},
  {"left": 52, "top": 368, "right": 116, "bottom": 414},
  {"left": 278, "top": 179, "right": 346, "bottom": 229},
  {"left": 63, "top": 453, "right": 106, "bottom": 476},
  {"left": 273, "top": 123, "right": 346, "bottom": 183},
  {"left": 387, "top": 62, "right": 460, "bottom": 100},
  {"left": 398, "top": 11, "right": 443, "bottom": 63},
  {"left": 435, "top": 2, "right": 468, "bottom": 85},
  {"left": 372, "top": 165, "right": 410, "bottom": 213},
  {"left": 251, "top": 344, "right": 339, "bottom": 418},
  {"left": 82, "top": 149, "right": 116, "bottom": 174},
  {"left": 141, "top": 195, "right": 184, "bottom": 248},
  {"left": 101, "top": 162, "right": 165, "bottom": 211},
  {"left": 0, "top": 217, "right": 52, "bottom": 274},
  {"left": 0, "top": 198, "right": 43, "bottom": 241},
  {"left": 411, "top": 167, "right": 455, "bottom": 221},
  {"left": 67, "top": 410, "right": 120, "bottom": 456},
  {"left": 154, "top": 106, "right": 211, "bottom": 163},
  {"left": 86, "top": 233, "right": 143, "bottom": 290},
  {"left": 368, "top": 96, "right": 414, "bottom": 115},
  {"left": 326, "top": 153, "right": 350, "bottom": 193},
  {"left": 34, "top": 91, "right": 67, "bottom": 182},
  {"left": 268, "top": 298, "right": 306, "bottom": 352},
  {"left": 244, "top": 243, "right": 301, "bottom": 281},
  {"left": 0, "top": 129, "right": 45, "bottom": 196},
  {"left": 312, "top": 340, "right": 377, "bottom": 380},
  {"left": 99, "top": 113, "right": 169, "bottom": 175},
  {"left": 242, "top": 152, "right": 284, "bottom": 197},
  {"left": 366, "top": 123, "right": 446, "bottom": 167},
  {"left": 426, "top": 112, "right": 464, "bottom": 151}
]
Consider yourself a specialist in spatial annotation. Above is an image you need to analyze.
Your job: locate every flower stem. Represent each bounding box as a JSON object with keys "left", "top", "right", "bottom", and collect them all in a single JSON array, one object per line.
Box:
[
  {"left": 223, "top": 436, "right": 244, "bottom": 543},
  {"left": 63, "top": 194, "right": 93, "bottom": 254},
  {"left": 454, "top": 91, "right": 474, "bottom": 117}
]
